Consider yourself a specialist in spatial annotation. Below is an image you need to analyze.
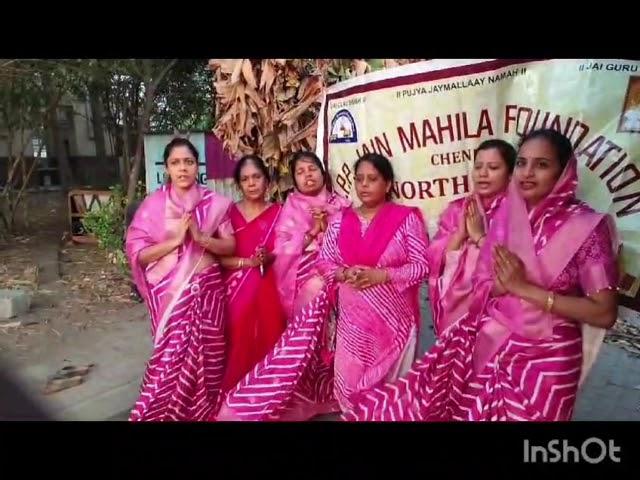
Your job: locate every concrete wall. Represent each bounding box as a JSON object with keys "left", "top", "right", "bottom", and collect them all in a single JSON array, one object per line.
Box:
[
  {"left": 0, "top": 96, "right": 117, "bottom": 188},
  {"left": 0, "top": 97, "right": 114, "bottom": 157}
]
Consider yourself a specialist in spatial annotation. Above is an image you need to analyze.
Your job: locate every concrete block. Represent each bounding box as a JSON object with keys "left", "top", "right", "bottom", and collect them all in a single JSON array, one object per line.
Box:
[{"left": 0, "top": 289, "right": 32, "bottom": 320}]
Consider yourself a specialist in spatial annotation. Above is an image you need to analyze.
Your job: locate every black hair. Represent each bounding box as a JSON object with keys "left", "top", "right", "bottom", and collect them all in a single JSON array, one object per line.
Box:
[
  {"left": 288, "top": 151, "right": 329, "bottom": 191},
  {"left": 354, "top": 153, "right": 395, "bottom": 200},
  {"left": 163, "top": 137, "right": 199, "bottom": 165},
  {"left": 475, "top": 139, "right": 517, "bottom": 173},
  {"left": 234, "top": 154, "right": 271, "bottom": 185},
  {"left": 354, "top": 153, "right": 395, "bottom": 182},
  {"left": 518, "top": 128, "right": 573, "bottom": 171}
]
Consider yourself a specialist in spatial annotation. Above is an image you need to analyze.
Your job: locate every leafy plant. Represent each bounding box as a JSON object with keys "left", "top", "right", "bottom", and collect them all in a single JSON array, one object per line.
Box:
[{"left": 82, "top": 183, "right": 145, "bottom": 271}]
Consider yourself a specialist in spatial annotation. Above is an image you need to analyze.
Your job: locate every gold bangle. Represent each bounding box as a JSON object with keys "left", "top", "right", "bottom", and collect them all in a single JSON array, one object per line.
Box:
[
  {"left": 238, "top": 258, "right": 244, "bottom": 269},
  {"left": 545, "top": 291, "right": 555, "bottom": 313}
]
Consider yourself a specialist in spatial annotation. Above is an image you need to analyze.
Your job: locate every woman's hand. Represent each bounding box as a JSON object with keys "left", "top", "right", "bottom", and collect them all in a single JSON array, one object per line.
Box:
[
  {"left": 310, "top": 207, "right": 328, "bottom": 234},
  {"left": 465, "top": 201, "right": 485, "bottom": 244},
  {"left": 446, "top": 209, "right": 468, "bottom": 252},
  {"left": 188, "top": 216, "right": 208, "bottom": 247},
  {"left": 492, "top": 245, "right": 529, "bottom": 296},
  {"left": 255, "top": 246, "right": 266, "bottom": 265},
  {"left": 350, "top": 266, "right": 388, "bottom": 290},
  {"left": 337, "top": 266, "right": 361, "bottom": 284},
  {"left": 246, "top": 256, "right": 261, "bottom": 268},
  {"left": 254, "top": 246, "right": 274, "bottom": 267},
  {"left": 456, "top": 206, "right": 468, "bottom": 240},
  {"left": 174, "top": 213, "right": 191, "bottom": 247}
]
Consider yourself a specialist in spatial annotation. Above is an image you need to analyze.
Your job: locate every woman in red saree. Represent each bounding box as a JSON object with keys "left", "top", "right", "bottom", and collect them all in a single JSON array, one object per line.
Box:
[
  {"left": 217, "top": 151, "right": 351, "bottom": 421},
  {"left": 218, "top": 155, "right": 286, "bottom": 393},
  {"left": 428, "top": 139, "right": 516, "bottom": 336},
  {"left": 126, "top": 138, "right": 235, "bottom": 421},
  {"left": 316, "top": 153, "right": 430, "bottom": 411},
  {"left": 343, "top": 129, "right": 619, "bottom": 421}
]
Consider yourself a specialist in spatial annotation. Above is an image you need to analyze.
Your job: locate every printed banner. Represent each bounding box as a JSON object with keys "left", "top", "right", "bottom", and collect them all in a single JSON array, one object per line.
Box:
[{"left": 317, "top": 58, "right": 640, "bottom": 309}]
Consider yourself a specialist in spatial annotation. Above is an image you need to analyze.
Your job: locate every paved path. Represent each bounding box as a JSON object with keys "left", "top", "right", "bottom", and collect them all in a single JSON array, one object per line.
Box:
[
  {"left": 417, "top": 291, "right": 640, "bottom": 421},
  {"left": 7, "top": 291, "right": 639, "bottom": 421},
  {"left": 3, "top": 304, "right": 150, "bottom": 421}
]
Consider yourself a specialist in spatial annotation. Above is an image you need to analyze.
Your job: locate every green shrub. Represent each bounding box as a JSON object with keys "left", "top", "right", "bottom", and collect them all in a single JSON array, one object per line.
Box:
[
  {"left": 82, "top": 183, "right": 145, "bottom": 271},
  {"left": 82, "top": 185, "right": 126, "bottom": 253}
]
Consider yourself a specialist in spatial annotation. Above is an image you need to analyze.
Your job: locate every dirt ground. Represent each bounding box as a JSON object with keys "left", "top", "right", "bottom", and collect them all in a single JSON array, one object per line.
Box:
[{"left": 0, "top": 191, "right": 139, "bottom": 365}]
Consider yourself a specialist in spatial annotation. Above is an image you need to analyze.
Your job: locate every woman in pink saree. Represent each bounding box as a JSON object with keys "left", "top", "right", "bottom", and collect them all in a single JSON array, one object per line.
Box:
[
  {"left": 316, "top": 153, "right": 430, "bottom": 411},
  {"left": 273, "top": 152, "right": 352, "bottom": 320},
  {"left": 218, "top": 155, "right": 286, "bottom": 393},
  {"left": 126, "top": 138, "right": 235, "bottom": 421},
  {"left": 343, "top": 129, "right": 619, "bottom": 422},
  {"left": 429, "top": 139, "right": 516, "bottom": 336},
  {"left": 217, "top": 151, "right": 350, "bottom": 421}
]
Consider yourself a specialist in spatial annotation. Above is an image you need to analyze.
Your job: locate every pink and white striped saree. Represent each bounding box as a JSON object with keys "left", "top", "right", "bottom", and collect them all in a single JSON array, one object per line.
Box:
[
  {"left": 215, "top": 188, "right": 350, "bottom": 421},
  {"left": 317, "top": 203, "right": 430, "bottom": 411},
  {"left": 343, "top": 155, "right": 619, "bottom": 421},
  {"left": 126, "top": 184, "right": 233, "bottom": 421}
]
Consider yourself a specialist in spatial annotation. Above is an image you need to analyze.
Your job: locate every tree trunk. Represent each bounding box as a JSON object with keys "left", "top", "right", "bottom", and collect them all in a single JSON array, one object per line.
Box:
[
  {"left": 89, "top": 81, "right": 108, "bottom": 181},
  {"left": 126, "top": 83, "right": 156, "bottom": 203},
  {"left": 121, "top": 110, "right": 131, "bottom": 189},
  {"left": 125, "top": 60, "right": 177, "bottom": 203}
]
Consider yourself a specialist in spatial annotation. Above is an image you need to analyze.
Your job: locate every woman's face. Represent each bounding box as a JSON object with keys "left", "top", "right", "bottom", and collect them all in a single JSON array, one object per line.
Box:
[
  {"left": 165, "top": 145, "right": 198, "bottom": 191},
  {"left": 355, "top": 160, "right": 390, "bottom": 208},
  {"left": 514, "top": 137, "right": 564, "bottom": 206},
  {"left": 471, "top": 148, "right": 510, "bottom": 198},
  {"left": 238, "top": 161, "right": 268, "bottom": 201},
  {"left": 293, "top": 157, "right": 325, "bottom": 196}
]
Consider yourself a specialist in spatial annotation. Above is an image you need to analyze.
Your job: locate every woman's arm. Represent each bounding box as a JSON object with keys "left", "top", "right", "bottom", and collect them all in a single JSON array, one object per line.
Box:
[
  {"left": 138, "top": 213, "right": 189, "bottom": 267},
  {"left": 383, "top": 212, "right": 430, "bottom": 292},
  {"left": 494, "top": 220, "right": 619, "bottom": 329},
  {"left": 190, "top": 217, "right": 236, "bottom": 257},
  {"left": 515, "top": 283, "right": 617, "bottom": 329},
  {"left": 219, "top": 255, "right": 259, "bottom": 270},
  {"left": 201, "top": 236, "right": 236, "bottom": 256},
  {"left": 138, "top": 237, "right": 181, "bottom": 267}
]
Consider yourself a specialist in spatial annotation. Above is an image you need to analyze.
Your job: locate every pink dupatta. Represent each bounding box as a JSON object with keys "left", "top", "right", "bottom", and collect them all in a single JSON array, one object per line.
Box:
[
  {"left": 273, "top": 187, "right": 351, "bottom": 319},
  {"left": 125, "top": 183, "right": 232, "bottom": 346},
  {"left": 468, "top": 155, "right": 618, "bottom": 384},
  {"left": 338, "top": 203, "right": 416, "bottom": 267}
]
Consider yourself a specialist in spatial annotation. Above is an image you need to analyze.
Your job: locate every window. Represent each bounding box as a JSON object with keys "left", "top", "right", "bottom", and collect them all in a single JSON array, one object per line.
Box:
[
  {"left": 32, "top": 136, "right": 47, "bottom": 158},
  {"left": 56, "top": 106, "right": 74, "bottom": 129}
]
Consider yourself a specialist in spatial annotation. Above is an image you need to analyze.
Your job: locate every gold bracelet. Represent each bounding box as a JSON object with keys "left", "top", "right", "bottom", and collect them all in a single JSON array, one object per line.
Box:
[
  {"left": 545, "top": 291, "right": 555, "bottom": 313},
  {"left": 238, "top": 258, "right": 244, "bottom": 269}
]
